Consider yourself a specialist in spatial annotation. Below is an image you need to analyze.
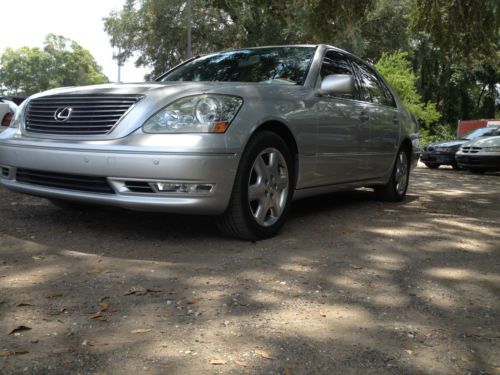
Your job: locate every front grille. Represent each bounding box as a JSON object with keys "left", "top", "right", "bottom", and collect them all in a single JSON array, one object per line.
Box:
[
  {"left": 16, "top": 169, "right": 114, "bottom": 194},
  {"left": 25, "top": 94, "right": 143, "bottom": 135},
  {"left": 461, "top": 147, "right": 482, "bottom": 154},
  {"left": 124, "top": 181, "right": 155, "bottom": 193}
]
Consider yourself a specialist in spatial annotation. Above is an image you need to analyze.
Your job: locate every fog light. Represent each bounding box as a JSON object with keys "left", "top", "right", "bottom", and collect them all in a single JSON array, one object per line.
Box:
[{"left": 153, "top": 182, "right": 214, "bottom": 194}]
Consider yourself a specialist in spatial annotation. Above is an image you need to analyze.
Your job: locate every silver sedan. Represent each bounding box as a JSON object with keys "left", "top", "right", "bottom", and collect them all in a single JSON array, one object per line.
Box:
[{"left": 0, "top": 45, "right": 420, "bottom": 239}]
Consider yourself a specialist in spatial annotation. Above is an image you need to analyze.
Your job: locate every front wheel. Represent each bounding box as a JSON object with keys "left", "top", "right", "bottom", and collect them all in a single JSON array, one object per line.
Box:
[
  {"left": 375, "top": 148, "right": 410, "bottom": 202},
  {"left": 217, "top": 131, "right": 294, "bottom": 240}
]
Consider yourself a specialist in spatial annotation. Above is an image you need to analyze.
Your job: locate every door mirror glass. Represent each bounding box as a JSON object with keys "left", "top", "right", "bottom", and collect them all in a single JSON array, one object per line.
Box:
[{"left": 320, "top": 74, "right": 354, "bottom": 96}]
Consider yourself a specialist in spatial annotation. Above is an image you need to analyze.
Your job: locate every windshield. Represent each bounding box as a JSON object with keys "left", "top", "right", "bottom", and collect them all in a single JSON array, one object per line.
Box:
[
  {"left": 159, "top": 47, "right": 316, "bottom": 85},
  {"left": 463, "top": 127, "right": 500, "bottom": 140}
]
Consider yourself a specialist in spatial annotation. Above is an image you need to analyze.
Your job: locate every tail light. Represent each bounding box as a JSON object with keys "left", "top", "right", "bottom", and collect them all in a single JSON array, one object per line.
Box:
[{"left": 1, "top": 112, "right": 13, "bottom": 127}]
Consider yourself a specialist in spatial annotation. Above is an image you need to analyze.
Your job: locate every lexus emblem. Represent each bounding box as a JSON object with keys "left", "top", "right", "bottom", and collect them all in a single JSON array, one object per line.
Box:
[{"left": 54, "top": 107, "right": 73, "bottom": 122}]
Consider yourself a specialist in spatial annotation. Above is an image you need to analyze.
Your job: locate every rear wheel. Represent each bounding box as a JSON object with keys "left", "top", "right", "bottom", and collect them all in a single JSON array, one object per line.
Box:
[
  {"left": 375, "top": 147, "right": 410, "bottom": 202},
  {"left": 217, "top": 131, "right": 294, "bottom": 240},
  {"left": 424, "top": 162, "right": 440, "bottom": 169}
]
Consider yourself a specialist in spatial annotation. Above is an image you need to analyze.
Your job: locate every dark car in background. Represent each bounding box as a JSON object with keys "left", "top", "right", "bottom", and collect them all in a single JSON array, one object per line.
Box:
[{"left": 421, "top": 127, "right": 500, "bottom": 169}]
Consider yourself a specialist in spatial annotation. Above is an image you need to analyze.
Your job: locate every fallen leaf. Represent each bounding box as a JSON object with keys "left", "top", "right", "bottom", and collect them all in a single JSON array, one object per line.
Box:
[
  {"left": 99, "top": 296, "right": 110, "bottom": 303},
  {"left": 91, "top": 314, "right": 108, "bottom": 321},
  {"left": 350, "top": 264, "right": 363, "bottom": 270},
  {"left": 32, "top": 256, "right": 43, "bottom": 260},
  {"left": 284, "top": 368, "right": 292, "bottom": 375},
  {"left": 9, "top": 326, "right": 32, "bottom": 335},
  {"left": 234, "top": 359, "right": 248, "bottom": 367},
  {"left": 97, "top": 258, "right": 103, "bottom": 263},
  {"left": 47, "top": 308, "right": 67, "bottom": 316},
  {"left": 89, "top": 267, "right": 103, "bottom": 273},
  {"left": 98, "top": 302, "right": 109, "bottom": 312},
  {"left": 405, "top": 349, "right": 413, "bottom": 355},
  {"left": 130, "top": 328, "right": 151, "bottom": 334},
  {"left": 209, "top": 359, "right": 227, "bottom": 365},
  {"left": 46, "top": 294, "right": 62, "bottom": 299},
  {"left": 163, "top": 362, "right": 173, "bottom": 368},
  {"left": 123, "top": 287, "right": 160, "bottom": 296},
  {"left": 255, "top": 349, "right": 273, "bottom": 360},
  {"left": 17, "top": 303, "right": 33, "bottom": 307},
  {"left": 0, "top": 350, "right": 28, "bottom": 357},
  {"left": 186, "top": 299, "right": 197, "bottom": 305}
]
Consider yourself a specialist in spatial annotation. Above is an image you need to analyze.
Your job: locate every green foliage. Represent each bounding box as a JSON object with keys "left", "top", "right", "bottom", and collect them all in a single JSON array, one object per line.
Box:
[
  {"left": 0, "top": 34, "right": 108, "bottom": 96},
  {"left": 419, "top": 124, "right": 456, "bottom": 147},
  {"left": 103, "top": 0, "right": 376, "bottom": 77},
  {"left": 375, "top": 52, "right": 440, "bottom": 126}
]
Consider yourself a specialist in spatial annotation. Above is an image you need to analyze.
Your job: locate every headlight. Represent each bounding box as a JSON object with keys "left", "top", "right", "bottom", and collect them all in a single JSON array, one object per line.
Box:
[
  {"left": 9, "top": 99, "right": 29, "bottom": 129},
  {"left": 143, "top": 95, "right": 243, "bottom": 134},
  {"left": 482, "top": 147, "right": 500, "bottom": 152}
]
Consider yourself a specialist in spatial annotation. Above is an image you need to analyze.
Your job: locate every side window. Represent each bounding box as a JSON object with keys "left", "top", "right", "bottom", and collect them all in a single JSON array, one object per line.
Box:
[
  {"left": 354, "top": 62, "right": 395, "bottom": 107},
  {"left": 320, "top": 51, "right": 357, "bottom": 100}
]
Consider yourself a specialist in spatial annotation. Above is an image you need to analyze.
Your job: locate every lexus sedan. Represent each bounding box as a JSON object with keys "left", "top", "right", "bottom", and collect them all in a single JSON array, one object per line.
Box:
[
  {"left": 0, "top": 45, "right": 419, "bottom": 239},
  {"left": 421, "top": 126, "right": 500, "bottom": 169}
]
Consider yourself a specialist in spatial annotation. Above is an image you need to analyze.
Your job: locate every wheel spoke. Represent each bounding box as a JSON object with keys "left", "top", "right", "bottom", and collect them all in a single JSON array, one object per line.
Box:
[
  {"left": 276, "top": 174, "right": 288, "bottom": 191},
  {"left": 254, "top": 156, "right": 268, "bottom": 180},
  {"left": 248, "top": 182, "right": 266, "bottom": 202},
  {"left": 255, "top": 201, "right": 269, "bottom": 223}
]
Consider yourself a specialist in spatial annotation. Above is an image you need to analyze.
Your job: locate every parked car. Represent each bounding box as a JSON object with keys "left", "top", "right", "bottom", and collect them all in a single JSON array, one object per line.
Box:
[
  {"left": 421, "top": 126, "right": 500, "bottom": 169},
  {"left": 457, "top": 119, "right": 500, "bottom": 137},
  {"left": 0, "top": 45, "right": 420, "bottom": 239},
  {"left": 456, "top": 131, "right": 500, "bottom": 173},
  {"left": 0, "top": 98, "right": 18, "bottom": 132}
]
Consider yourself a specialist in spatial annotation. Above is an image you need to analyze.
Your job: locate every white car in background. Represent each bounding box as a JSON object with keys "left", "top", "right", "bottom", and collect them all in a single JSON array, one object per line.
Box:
[{"left": 0, "top": 98, "right": 18, "bottom": 132}]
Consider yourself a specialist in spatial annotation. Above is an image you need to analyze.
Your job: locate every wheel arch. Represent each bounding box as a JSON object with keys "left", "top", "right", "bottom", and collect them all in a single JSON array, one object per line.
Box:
[{"left": 247, "top": 120, "right": 300, "bottom": 187}]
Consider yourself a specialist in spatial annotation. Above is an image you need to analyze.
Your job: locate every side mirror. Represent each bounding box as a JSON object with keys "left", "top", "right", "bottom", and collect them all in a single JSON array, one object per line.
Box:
[{"left": 319, "top": 74, "right": 354, "bottom": 96}]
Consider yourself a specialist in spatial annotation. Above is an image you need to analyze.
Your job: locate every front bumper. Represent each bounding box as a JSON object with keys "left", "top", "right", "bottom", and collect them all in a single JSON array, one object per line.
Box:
[
  {"left": 455, "top": 153, "right": 500, "bottom": 171},
  {"left": 0, "top": 142, "right": 239, "bottom": 215},
  {"left": 420, "top": 151, "right": 456, "bottom": 165}
]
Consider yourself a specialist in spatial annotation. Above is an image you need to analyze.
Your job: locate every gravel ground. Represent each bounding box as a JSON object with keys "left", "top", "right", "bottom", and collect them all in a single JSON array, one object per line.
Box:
[{"left": 0, "top": 164, "right": 499, "bottom": 375}]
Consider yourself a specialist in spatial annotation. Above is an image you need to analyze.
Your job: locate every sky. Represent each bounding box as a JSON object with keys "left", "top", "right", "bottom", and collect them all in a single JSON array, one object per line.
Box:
[{"left": 0, "top": 0, "right": 150, "bottom": 82}]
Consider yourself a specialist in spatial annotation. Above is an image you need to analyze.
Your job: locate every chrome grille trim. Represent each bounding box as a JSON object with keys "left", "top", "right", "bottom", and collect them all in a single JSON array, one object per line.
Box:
[{"left": 25, "top": 94, "right": 143, "bottom": 135}]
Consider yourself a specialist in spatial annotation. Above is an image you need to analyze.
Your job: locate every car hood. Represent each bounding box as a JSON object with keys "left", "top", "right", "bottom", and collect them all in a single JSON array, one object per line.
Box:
[
  {"left": 21, "top": 81, "right": 310, "bottom": 141},
  {"left": 427, "top": 140, "right": 466, "bottom": 149},
  {"left": 462, "top": 135, "right": 500, "bottom": 147}
]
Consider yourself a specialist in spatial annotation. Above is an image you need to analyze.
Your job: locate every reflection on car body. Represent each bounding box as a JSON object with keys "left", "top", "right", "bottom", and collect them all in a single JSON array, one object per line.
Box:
[{"left": 0, "top": 45, "right": 420, "bottom": 239}]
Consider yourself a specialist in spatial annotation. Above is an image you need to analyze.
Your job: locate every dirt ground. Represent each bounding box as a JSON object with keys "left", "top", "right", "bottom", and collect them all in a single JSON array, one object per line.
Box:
[{"left": 0, "top": 164, "right": 499, "bottom": 375}]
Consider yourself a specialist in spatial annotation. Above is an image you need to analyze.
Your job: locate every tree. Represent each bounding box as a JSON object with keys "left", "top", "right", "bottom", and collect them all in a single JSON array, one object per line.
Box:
[
  {"left": 0, "top": 34, "right": 108, "bottom": 96},
  {"left": 103, "top": 0, "right": 375, "bottom": 78},
  {"left": 375, "top": 51, "right": 440, "bottom": 126}
]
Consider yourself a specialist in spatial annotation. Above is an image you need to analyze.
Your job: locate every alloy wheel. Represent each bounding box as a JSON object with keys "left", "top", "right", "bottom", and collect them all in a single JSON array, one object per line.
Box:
[{"left": 247, "top": 147, "right": 289, "bottom": 227}]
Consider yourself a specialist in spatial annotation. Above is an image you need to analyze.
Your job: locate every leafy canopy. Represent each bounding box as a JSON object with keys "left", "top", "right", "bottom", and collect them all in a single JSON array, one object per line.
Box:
[
  {"left": 0, "top": 34, "right": 108, "bottom": 96},
  {"left": 375, "top": 51, "right": 440, "bottom": 126}
]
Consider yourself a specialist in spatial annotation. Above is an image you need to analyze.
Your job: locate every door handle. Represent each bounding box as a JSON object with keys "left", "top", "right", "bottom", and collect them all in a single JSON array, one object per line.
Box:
[{"left": 359, "top": 113, "right": 369, "bottom": 123}]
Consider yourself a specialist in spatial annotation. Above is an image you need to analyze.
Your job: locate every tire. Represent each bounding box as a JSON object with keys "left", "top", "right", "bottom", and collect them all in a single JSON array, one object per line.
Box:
[
  {"left": 451, "top": 160, "right": 460, "bottom": 170},
  {"left": 217, "top": 131, "right": 294, "bottom": 240},
  {"left": 424, "top": 162, "right": 440, "bottom": 169},
  {"left": 375, "top": 147, "right": 410, "bottom": 202}
]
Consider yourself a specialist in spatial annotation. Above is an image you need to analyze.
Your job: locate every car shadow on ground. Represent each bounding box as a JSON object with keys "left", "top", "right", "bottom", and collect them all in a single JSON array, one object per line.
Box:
[{"left": 0, "top": 166, "right": 499, "bottom": 374}]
